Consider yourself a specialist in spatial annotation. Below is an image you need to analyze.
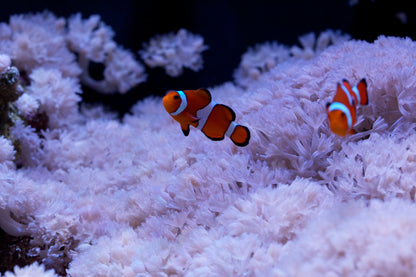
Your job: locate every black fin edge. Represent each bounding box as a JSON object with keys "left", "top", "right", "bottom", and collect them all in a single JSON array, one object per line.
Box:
[{"left": 205, "top": 134, "right": 225, "bottom": 141}]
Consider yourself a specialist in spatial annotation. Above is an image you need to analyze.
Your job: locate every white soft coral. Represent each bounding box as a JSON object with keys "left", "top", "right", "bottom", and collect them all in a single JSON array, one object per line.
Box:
[{"left": 140, "top": 28, "right": 208, "bottom": 77}]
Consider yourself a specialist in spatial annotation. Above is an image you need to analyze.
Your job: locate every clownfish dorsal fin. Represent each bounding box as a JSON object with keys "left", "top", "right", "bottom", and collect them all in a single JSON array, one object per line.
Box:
[
  {"left": 335, "top": 82, "right": 344, "bottom": 97},
  {"left": 355, "top": 78, "right": 368, "bottom": 105},
  {"left": 342, "top": 79, "right": 351, "bottom": 87},
  {"left": 221, "top": 104, "right": 236, "bottom": 121},
  {"left": 198, "top": 88, "right": 212, "bottom": 101},
  {"left": 194, "top": 88, "right": 212, "bottom": 108}
]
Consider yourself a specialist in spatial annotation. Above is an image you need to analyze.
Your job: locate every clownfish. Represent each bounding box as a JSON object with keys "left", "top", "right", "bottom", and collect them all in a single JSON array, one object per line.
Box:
[
  {"left": 326, "top": 78, "right": 368, "bottom": 136},
  {"left": 163, "top": 89, "right": 250, "bottom": 147}
]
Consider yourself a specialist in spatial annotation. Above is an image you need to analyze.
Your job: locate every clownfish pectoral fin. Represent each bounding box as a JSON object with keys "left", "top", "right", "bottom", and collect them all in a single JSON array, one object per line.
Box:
[
  {"left": 356, "top": 78, "right": 368, "bottom": 105},
  {"left": 181, "top": 124, "right": 190, "bottom": 136},
  {"left": 184, "top": 112, "right": 198, "bottom": 122}
]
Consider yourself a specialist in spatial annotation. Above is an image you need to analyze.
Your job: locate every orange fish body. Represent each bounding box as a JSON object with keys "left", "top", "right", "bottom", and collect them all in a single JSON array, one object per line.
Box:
[
  {"left": 326, "top": 78, "right": 368, "bottom": 136},
  {"left": 163, "top": 89, "right": 250, "bottom": 146}
]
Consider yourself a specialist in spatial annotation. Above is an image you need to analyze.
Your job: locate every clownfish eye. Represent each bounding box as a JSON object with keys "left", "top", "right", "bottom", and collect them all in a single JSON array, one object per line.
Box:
[{"left": 173, "top": 95, "right": 180, "bottom": 100}]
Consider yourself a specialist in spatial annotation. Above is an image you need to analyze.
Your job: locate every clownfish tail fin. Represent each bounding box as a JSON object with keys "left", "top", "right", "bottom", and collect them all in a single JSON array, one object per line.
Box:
[
  {"left": 356, "top": 78, "right": 368, "bottom": 105},
  {"left": 228, "top": 123, "right": 250, "bottom": 147}
]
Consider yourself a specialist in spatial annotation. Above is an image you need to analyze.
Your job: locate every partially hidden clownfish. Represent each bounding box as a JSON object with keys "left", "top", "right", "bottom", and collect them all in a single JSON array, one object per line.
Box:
[
  {"left": 326, "top": 78, "right": 368, "bottom": 136},
  {"left": 163, "top": 89, "right": 250, "bottom": 147}
]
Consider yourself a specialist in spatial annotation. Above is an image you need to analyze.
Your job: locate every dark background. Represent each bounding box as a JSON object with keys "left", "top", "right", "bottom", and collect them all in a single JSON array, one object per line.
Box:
[{"left": 0, "top": 0, "right": 415, "bottom": 115}]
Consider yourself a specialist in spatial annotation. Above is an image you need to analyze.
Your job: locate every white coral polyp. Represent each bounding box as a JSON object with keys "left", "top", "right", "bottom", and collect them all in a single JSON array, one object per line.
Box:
[
  {"left": 0, "top": 136, "right": 15, "bottom": 164},
  {"left": 3, "top": 262, "right": 58, "bottom": 277},
  {"left": 0, "top": 53, "right": 11, "bottom": 73},
  {"left": 27, "top": 68, "right": 81, "bottom": 128},
  {"left": 15, "top": 93, "right": 39, "bottom": 118}
]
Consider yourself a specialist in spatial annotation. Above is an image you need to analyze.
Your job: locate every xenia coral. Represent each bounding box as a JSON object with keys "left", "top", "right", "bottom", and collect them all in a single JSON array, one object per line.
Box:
[
  {"left": 234, "top": 29, "right": 350, "bottom": 87},
  {"left": 0, "top": 11, "right": 146, "bottom": 94},
  {"left": 1, "top": 11, "right": 416, "bottom": 277},
  {"left": 66, "top": 13, "right": 147, "bottom": 93},
  {"left": 3, "top": 262, "right": 58, "bottom": 277},
  {"left": 140, "top": 28, "right": 208, "bottom": 77}
]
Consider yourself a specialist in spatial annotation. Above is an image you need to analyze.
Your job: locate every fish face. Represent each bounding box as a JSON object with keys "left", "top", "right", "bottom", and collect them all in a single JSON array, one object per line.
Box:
[
  {"left": 328, "top": 110, "right": 349, "bottom": 136},
  {"left": 163, "top": 91, "right": 182, "bottom": 114}
]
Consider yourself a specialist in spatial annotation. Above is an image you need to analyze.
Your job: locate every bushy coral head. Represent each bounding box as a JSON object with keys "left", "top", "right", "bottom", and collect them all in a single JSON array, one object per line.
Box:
[{"left": 140, "top": 28, "right": 208, "bottom": 77}]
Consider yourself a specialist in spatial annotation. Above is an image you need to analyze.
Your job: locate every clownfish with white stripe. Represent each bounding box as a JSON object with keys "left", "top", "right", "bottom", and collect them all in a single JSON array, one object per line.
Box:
[
  {"left": 326, "top": 78, "right": 368, "bottom": 136},
  {"left": 163, "top": 89, "right": 250, "bottom": 146}
]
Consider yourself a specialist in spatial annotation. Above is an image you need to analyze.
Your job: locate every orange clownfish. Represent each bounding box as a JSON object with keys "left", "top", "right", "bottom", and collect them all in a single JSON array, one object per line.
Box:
[
  {"left": 163, "top": 89, "right": 250, "bottom": 146},
  {"left": 326, "top": 78, "right": 368, "bottom": 136}
]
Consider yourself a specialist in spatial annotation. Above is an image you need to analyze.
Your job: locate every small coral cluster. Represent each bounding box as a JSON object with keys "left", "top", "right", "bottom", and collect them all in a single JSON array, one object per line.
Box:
[
  {"left": 234, "top": 30, "right": 350, "bottom": 87},
  {"left": 1, "top": 11, "right": 416, "bottom": 277},
  {"left": 140, "top": 28, "right": 208, "bottom": 77}
]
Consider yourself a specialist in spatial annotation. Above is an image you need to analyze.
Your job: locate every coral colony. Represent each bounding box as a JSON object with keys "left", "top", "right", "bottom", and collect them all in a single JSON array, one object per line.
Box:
[{"left": 2, "top": 10, "right": 416, "bottom": 277}]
